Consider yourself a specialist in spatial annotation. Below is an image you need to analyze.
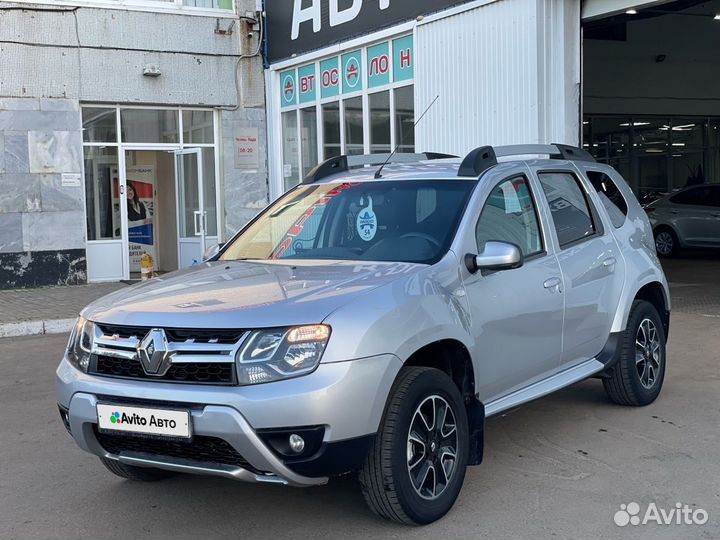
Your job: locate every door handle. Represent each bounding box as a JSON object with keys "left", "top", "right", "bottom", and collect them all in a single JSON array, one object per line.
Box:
[
  {"left": 543, "top": 277, "right": 562, "bottom": 292},
  {"left": 193, "top": 210, "right": 202, "bottom": 236},
  {"left": 603, "top": 257, "right": 617, "bottom": 269}
]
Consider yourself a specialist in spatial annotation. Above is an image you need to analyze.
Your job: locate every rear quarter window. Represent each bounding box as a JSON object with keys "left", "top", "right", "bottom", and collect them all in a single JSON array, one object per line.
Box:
[{"left": 586, "top": 171, "right": 628, "bottom": 228}]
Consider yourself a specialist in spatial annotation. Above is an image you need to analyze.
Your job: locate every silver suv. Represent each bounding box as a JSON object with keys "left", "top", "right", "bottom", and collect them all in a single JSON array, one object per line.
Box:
[{"left": 56, "top": 144, "right": 670, "bottom": 525}]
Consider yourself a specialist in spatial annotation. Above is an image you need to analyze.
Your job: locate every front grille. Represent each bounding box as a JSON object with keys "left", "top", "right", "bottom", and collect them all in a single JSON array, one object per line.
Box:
[
  {"left": 88, "top": 324, "right": 247, "bottom": 386},
  {"left": 94, "top": 428, "right": 256, "bottom": 470},
  {"left": 94, "top": 355, "right": 236, "bottom": 384}
]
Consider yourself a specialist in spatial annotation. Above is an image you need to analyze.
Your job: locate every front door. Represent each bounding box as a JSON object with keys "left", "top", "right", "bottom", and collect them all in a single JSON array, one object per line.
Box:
[
  {"left": 464, "top": 173, "right": 564, "bottom": 403},
  {"left": 175, "top": 149, "right": 219, "bottom": 268}
]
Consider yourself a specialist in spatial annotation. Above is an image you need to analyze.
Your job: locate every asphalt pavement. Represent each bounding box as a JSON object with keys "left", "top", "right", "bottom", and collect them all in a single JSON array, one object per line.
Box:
[{"left": 1, "top": 307, "right": 718, "bottom": 540}]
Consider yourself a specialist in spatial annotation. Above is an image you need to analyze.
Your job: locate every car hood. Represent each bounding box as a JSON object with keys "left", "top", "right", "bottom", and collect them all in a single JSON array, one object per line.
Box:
[{"left": 82, "top": 260, "right": 424, "bottom": 329}]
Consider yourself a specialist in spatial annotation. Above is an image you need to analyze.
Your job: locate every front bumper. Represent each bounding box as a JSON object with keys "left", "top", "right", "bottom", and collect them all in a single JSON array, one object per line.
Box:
[{"left": 56, "top": 354, "right": 401, "bottom": 486}]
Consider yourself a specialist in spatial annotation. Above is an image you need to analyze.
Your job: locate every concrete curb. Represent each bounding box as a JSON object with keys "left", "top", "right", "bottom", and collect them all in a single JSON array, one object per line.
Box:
[{"left": 0, "top": 318, "right": 76, "bottom": 339}]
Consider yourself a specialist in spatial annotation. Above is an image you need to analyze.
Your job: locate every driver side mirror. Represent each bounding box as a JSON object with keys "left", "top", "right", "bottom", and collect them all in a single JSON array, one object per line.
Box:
[
  {"left": 465, "top": 241, "right": 524, "bottom": 274},
  {"left": 203, "top": 242, "right": 224, "bottom": 261}
]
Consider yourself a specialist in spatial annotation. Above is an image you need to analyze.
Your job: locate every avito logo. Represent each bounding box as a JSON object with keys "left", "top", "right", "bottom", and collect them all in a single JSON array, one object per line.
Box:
[{"left": 109, "top": 411, "right": 178, "bottom": 429}]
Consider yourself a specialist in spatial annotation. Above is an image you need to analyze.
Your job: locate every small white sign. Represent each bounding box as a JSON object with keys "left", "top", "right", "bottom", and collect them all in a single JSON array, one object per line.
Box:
[
  {"left": 61, "top": 173, "right": 81, "bottom": 187},
  {"left": 283, "top": 163, "right": 292, "bottom": 178},
  {"left": 97, "top": 403, "right": 191, "bottom": 438},
  {"left": 235, "top": 127, "right": 259, "bottom": 170}
]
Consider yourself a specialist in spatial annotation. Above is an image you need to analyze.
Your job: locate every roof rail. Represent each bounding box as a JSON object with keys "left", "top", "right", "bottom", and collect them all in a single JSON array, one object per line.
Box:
[
  {"left": 302, "top": 152, "right": 458, "bottom": 184},
  {"left": 458, "top": 143, "right": 595, "bottom": 177},
  {"left": 457, "top": 145, "right": 497, "bottom": 177},
  {"left": 493, "top": 143, "right": 596, "bottom": 162}
]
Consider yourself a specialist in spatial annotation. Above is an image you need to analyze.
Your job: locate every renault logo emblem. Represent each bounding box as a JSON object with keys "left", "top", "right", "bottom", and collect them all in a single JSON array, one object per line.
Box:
[{"left": 137, "top": 328, "right": 171, "bottom": 375}]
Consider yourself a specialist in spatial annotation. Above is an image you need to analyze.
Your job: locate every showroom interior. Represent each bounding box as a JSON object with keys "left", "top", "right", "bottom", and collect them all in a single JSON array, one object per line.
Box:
[{"left": 583, "top": 0, "right": 720, "bottom": 203}]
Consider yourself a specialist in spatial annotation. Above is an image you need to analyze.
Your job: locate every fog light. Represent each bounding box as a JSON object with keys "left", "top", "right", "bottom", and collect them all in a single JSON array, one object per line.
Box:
[{"left": 288, "top": 434, "right": 305, "bottom": 454}]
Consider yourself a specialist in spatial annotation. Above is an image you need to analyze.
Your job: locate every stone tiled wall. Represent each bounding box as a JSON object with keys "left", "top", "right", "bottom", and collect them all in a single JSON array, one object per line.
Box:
[
  {"left": 221, "top": 107, "right": 269, "bottom": 240},
  {"left": 0, "top": 97, "right": 86, "bottom": 288}
]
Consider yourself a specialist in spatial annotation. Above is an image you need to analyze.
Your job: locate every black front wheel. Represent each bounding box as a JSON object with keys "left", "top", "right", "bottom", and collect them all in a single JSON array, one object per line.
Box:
[{"left": 359, "top": 367, "right": 469, "bottom": 525}]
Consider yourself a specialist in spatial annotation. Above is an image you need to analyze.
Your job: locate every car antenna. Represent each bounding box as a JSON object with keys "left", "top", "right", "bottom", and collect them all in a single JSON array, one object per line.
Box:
[{"left": 374, "top": 95, "right": 440, "bottom": 179}]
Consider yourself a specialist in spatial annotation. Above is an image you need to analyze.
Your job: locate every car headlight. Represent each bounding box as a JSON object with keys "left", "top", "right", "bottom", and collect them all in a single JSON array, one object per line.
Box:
[
  {"left": 236, "top": 325, "right": 330, "bottom": 385},
  {"left": 65, "top": 317, "right": 94, "bottom": 372}
]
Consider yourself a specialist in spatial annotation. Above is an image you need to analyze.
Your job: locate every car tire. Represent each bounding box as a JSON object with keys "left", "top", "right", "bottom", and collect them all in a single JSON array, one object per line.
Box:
[
  {"left": 603, "top": 300, "right": 667, "bottom": 406},
  {"left": 359, "top": 366, "right": 469, "bottom": 525},
  {"left": 99, "top": 457, "right": 177, "bottom": 481},
  {"left": 654, "top": 227, "right": 679, "bottom": 257}
]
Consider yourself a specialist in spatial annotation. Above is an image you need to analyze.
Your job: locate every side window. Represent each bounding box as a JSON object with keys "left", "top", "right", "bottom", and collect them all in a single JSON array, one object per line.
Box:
[
  {"left": 475, "top": 176, "right": 543, "bottom": 256},
  {"left": 538, "top": 172, "right": 596, "bottom": 247},
  {"left": 670, "top": 186, "right": 713, "bottom": 206},
  {"left": 586, "top": 170, "right": 628, "bottom": 228}
]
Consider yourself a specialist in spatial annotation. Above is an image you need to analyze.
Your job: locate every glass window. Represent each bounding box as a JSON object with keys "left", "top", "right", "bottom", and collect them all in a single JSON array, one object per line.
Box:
[
  {"left": 343, "top": 96, "right": 364, "bottom": 155},
  {"left": 84, "top": 147, "right": 120, "bottom": 241},
  {"left": 538, "top": 172, "right": 596, "bottom": 247},
  {"left": 219, "top": 180, "right": 475, "bottom": 264},
  {"left": 281, "top": 111, "right": 299, "bottom": 191},
  {"left": 120, "top": 109, "right": 179, "bottom": 143},
  {"left": 670, "top": 186, "right": 718, "bottom": 207},
  {"left": 476, "top": 176, "right": 542, "bottom": 256},
  {"left": 586, "top": 171, "right": 628, "bottom": 228},
  {"left": 369, "top": 91, "right": 391, "bottom": 153},
  {"left": 394, "top": 85, "right": 414, "bottom": 153},
  {"left": 322, "top": 102, "right": 341, "bottom": 159},
  {"left": 182, "top": 110, "right": 214, "bottom": 144},
  {"left": 82, "top": 108, "right": 117, "bottom": 143},
  {"left": 182, "top": 0, "right": 233, "bottom": 7},
  {"left": 300, "top": 107, "right": 318, "bottom": 177}
]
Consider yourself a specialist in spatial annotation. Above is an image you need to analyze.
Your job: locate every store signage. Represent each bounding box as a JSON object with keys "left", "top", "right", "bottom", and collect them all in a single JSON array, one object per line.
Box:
[
  {"left": 61, "top": 173, "right": 81, "bottom": 187},
  {"left": 234, "top": 127, "right": 259, "bottom": 170},
  {"left": 367, "top": 42, "right": 390, "bottom": 88},
  {"left": 266, "top": 0, "right": 466, "bottom": 62},
  {"left": 342, "top": 50, "right": 363, "bottom": 93},
  {"left": 298, "top": 64, "right": 317, "bottom": 103},
  {"left": 320, "top": 57, "right": 340, "bottom": 98},
  {"left": 392, "top": 35, "right": 413, "bottom": 81},
  {"left": 279, "top": 36, "right": 413, "bottom": 105},
  {"left": 280, "top": 69, "right": 297, "bottom": 107}
]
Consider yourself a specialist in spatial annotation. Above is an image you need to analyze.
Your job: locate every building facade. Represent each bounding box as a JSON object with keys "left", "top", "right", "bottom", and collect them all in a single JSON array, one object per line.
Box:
[
  {"left": 263, "top": 0, "right": 582, "bottom": 200},
  {"left": 0, "top": 0, "right": 267, "bottom": 288}
]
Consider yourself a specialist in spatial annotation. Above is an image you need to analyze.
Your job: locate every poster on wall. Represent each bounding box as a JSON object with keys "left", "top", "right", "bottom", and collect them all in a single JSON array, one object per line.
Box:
[{"left": 112, "top": 166, "right": 157, "bottom": 273}]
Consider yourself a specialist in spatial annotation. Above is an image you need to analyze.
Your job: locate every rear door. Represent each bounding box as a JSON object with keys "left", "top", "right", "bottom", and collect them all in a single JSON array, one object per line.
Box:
[{"left": 531, "top": 166, "right": 625, "bottom": 368}]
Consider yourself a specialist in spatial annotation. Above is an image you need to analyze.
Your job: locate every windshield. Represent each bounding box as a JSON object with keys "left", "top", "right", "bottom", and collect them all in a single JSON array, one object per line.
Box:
[{"left": 220, "top": 180, "right": 475, "bottom": 264}]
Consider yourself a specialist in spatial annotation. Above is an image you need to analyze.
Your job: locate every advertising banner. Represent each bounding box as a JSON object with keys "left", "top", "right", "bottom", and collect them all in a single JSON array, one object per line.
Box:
[{"left": 113, "top": 166, "right": 157, "bottom": 273}]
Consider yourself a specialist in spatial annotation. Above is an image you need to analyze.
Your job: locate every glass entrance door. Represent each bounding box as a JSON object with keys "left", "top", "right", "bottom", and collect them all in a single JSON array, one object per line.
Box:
[{"left": 175, "top": 148, "right": 219, "bottom": 268}]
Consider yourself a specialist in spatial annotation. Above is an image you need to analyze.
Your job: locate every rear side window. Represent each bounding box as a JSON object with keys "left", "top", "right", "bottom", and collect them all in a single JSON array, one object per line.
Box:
[
  {"left": 586, "top": 171, "right": 628, "bottom": 228},
  {"left": 538, "top": 172, "right": 596, "bottom": 247},
  {"left": 670, "top": 186, "right": 719, "bottom": 207}
]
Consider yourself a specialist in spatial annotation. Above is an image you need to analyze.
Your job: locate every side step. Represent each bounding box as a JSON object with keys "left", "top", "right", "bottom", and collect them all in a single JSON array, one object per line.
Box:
[{"left": 485, "top": 359, "right": 605, "bottom": 417}]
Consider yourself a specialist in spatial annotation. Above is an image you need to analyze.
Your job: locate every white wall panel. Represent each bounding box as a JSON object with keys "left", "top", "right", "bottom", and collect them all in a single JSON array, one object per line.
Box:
[{"left": 415, "top": 0, "right": 580, "bottom": 156}]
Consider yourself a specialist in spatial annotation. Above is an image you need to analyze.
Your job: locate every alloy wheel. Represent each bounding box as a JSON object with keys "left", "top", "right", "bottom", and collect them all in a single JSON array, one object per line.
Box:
[
  {"left": 635, "top": 318, "right": 662, "bottom": 389},
  {"left": 406, "top": 395, "right": 458, "bottom": 500},
  {"left": 655, "top": 231, "right": 674, "bottom": 256}
]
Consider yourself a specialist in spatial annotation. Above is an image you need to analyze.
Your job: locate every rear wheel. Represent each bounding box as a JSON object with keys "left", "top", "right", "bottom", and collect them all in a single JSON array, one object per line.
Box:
[
  {"left": 603, "top": 300, "right": 666, "bottom": 406},
  {"left": 100, "top": 457, "right": 177, "bottom": 481},
  {"left": 654, "top": 227, "right": 678, "bottom": 257},
  {"left": 359, "top": 367, "right": 469, "bottom": 525}
]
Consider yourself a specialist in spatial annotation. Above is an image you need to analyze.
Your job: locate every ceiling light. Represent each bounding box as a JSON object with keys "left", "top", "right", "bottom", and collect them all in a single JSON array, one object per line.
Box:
[
  {"left": 626, "top": 9, "right": 637, "bottom": 15},
  {"left": 714, "top": 14, "right": 720, "bottom": 20},
  {"left": 619, "top": 121, "right": 650, "bottom": 127}
]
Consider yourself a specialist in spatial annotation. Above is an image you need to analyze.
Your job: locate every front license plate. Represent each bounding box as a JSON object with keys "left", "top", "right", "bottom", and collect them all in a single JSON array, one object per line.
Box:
[{"left": 97, "top": 403, "right": 191, "bottom": 439}]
